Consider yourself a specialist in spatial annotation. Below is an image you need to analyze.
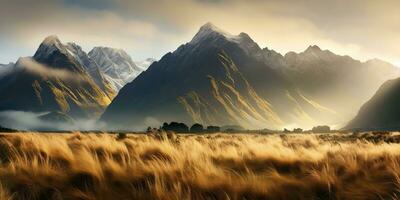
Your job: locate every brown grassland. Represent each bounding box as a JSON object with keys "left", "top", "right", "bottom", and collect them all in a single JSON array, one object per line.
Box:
[{"left": 1, "top": 131, "right": 400, "bottom": 199}]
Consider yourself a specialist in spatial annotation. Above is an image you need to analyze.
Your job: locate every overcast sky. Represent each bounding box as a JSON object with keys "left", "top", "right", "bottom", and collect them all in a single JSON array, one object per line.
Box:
[{"left": 0, "top": 0, "right": 399, "bottom": 66}]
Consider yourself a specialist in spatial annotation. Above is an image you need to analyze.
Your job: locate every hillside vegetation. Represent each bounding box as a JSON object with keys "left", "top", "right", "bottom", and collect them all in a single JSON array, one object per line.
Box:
[{"left": 0, "top": 132, "right": 400, "bottom": 199}]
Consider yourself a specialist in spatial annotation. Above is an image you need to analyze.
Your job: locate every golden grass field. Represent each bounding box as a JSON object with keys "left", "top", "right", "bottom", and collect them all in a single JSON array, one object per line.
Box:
[{"left": 1, "top": 131, "right": 400, "bottom": 200}]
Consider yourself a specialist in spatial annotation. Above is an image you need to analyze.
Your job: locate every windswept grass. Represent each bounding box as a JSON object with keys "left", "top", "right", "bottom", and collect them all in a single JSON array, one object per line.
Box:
[{"left": 0, "top": 132, "right": 400, "bottom": 199}]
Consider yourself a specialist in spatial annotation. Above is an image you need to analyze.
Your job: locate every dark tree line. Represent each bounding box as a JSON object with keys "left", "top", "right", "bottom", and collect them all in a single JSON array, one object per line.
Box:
[
  {"left": 283, "top": 125, "right": 331, "bottom": 133},
  {"left": 0, "top": 125, "right": 16, "bottom": 132},
  {"left": 312, "top": 125, "right": 331, "bottom": 133},
  {"left": 157, "top": 122, "right": 221, "bottom": 133}
]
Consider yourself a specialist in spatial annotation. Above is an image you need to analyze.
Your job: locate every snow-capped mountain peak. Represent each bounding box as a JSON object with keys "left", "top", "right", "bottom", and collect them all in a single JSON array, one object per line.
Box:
[
  {"left": 42, "top": 35, "right": 61, "bottom": 46},
  {"left": 189, "top": 23, "right": 266, "bottom": 61},
  {"left": 190, "top": 22, "right": 239, "bottom": 44},
  {"left": 34, "top": 35, "right": 65, "bottom": 59},
  {"left": 27, "top": 37, "right": 160, "bottom": 92}
]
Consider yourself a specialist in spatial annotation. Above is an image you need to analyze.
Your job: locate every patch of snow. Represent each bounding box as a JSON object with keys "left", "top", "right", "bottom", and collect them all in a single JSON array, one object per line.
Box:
[{"left": 34, "top": 35, "right": 66, "bottom": 59}]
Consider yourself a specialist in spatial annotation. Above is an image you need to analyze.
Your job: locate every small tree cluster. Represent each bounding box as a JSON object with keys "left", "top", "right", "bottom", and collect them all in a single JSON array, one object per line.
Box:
[
  {"left": 0, "top": 125, "right": 16, "bottom": 132},
  {"left": 190, "top": 123, "right": 204, "bottom": 133},
  {"left": 293, "top": 128, "right": 303, "bottom": 133},
  {"left": 312, "top": 125, "right": 331, "bottom": 133},
  {"left": 146, "top": 127, "right": 159, "bottom": 134},
  {"left": 282, "top": 128, "right": 303, "bottom": 133},
  {"left": 116, "top": 132, "right": 127, "bottom": 140},
  {"left": 283, "top": 128, "right": 290, "bottom": 133},
  {"left": 161, "top": 122, "right": 189, "bottom": 133},
  {"left": 206, "top": 126, "right": 220, "bottom": 132},
  {"left": 161, "top": 122, "right": 220, "bottom": 133}
]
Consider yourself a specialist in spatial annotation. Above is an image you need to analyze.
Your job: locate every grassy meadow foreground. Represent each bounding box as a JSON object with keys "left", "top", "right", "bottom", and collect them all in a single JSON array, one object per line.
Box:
[{"left": 1, "top": 132, "right": 400, "bottom": 199}]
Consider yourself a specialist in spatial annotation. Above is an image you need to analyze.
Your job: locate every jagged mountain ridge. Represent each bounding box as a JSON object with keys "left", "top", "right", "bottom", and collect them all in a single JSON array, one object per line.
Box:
[{"left": 101, "top": 23, "right": 399, "bottom": 130}]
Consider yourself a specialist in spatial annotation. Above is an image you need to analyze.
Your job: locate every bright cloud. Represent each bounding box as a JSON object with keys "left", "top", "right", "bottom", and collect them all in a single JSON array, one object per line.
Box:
[{"left": 0, "top": 0, "right": 398, "bottom": 66}]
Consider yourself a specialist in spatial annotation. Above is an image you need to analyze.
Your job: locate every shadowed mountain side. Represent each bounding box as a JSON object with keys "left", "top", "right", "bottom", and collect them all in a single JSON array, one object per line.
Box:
[
  {"left": 101, "top": 46, "right": 285, "bottom": 129},
  {"left": 344, "top": 77, "right": 400, "bottom": 130},
  {"left": 101, "top": 23, "right": 335, "bottom": 130}
]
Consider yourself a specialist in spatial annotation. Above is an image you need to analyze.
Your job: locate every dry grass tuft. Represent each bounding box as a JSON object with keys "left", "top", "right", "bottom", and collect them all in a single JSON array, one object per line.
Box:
[{"left": 0, "top": 132, "right": 400, "bottom": 199}]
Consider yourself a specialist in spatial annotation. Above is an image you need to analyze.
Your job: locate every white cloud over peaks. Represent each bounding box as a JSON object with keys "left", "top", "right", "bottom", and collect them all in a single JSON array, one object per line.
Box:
[{"left": 16, "top": 57, "right": 84, "bottom": 82}]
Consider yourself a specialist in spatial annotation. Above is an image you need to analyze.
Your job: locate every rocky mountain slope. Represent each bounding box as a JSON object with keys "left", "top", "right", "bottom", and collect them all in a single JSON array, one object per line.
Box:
[{"left": 0, "top": 36, "right": 115, "bottom": 119}]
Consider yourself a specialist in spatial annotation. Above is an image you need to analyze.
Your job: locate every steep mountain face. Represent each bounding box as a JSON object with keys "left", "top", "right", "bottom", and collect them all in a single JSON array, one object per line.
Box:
[
  {"left": 101, "top": 23, "right": 336, "bottom": 129},
  {"left": 344, "top": 77, "right": 400, "bottom": 130},
  {"left": 0, "top": 36, "right": 114, "bottom": 118},
  {"left": 89, "top": 47, "right": 145, "bottom": 91}
]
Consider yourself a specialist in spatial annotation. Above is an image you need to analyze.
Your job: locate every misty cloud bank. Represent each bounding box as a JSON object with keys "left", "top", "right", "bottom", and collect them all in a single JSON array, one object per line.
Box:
[
  {"left": 0, "top": 111, "right": 106, "bottom": 131},
  {"left": 17, "top": 57, "right": 86, "bottom": 82}
]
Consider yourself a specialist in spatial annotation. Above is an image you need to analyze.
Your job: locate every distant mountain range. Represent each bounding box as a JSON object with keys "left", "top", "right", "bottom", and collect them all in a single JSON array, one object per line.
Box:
[
  {"left": 0, "top": 23, "right": 398, "bottom": 131},
  {"left": 101, "top": 23, "right": 400, "bottom": 130},
  {"left": 0, "top": 36, "right": 154, "bottom": 122}
]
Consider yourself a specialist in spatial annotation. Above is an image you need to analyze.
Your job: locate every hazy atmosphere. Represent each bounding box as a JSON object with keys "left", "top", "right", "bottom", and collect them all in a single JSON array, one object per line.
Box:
[
  {"left": 2, "top": 1, "right": 400, "bottom": 200},
  {"left": 1, "top": 0, "right": 399, "bottom": 66}
]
